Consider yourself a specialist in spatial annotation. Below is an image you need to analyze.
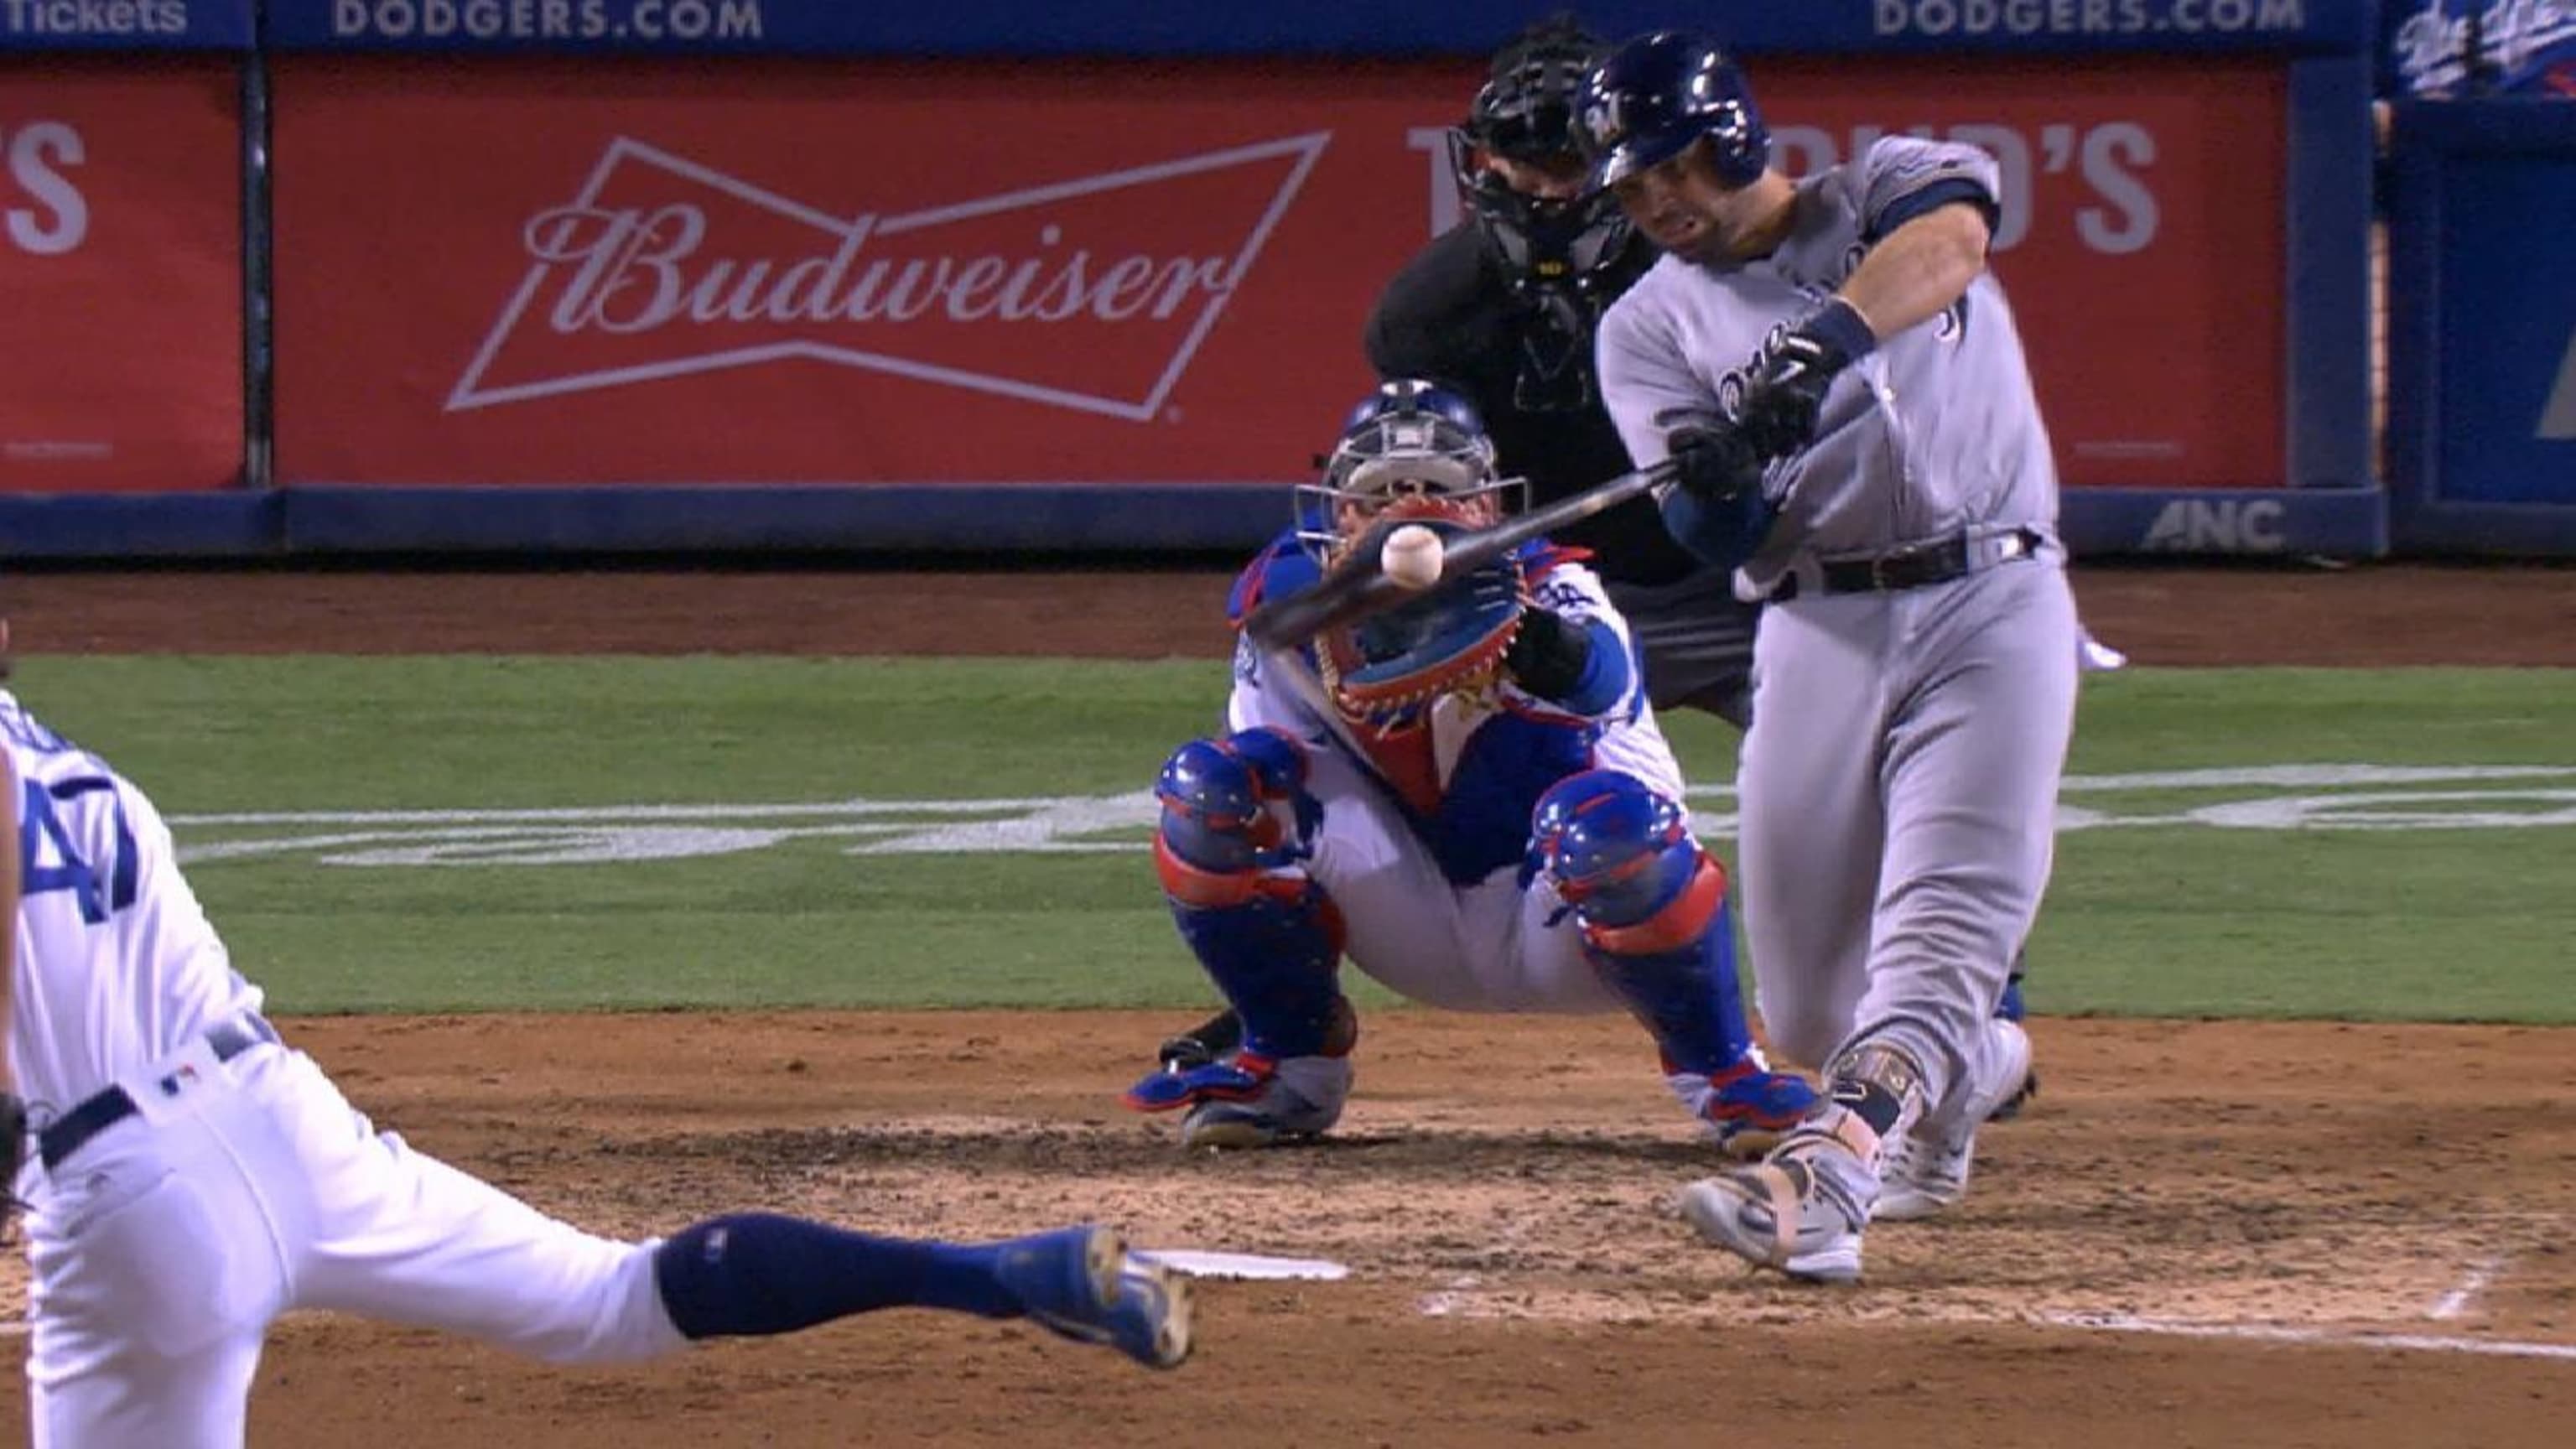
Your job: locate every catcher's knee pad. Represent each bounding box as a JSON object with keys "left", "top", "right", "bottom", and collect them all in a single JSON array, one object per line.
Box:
[
  {"left": 1531, "top": 770, "right": 1753, "bottom": 1076},
  {"left": 1155, "top": 728, "right": 1313, "bottom": 896},
  {"left": 1529, "top": 769, "right": 1708, "bottom": 932}
]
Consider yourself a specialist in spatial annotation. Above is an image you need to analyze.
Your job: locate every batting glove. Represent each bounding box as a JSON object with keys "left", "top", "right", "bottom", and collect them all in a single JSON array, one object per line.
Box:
[
  {"left": 1665, "top": 423, "right": 1765, "bottom": 503},
  {"left": 1737, "top": 297, "right": 1878, "bottom": 461}
]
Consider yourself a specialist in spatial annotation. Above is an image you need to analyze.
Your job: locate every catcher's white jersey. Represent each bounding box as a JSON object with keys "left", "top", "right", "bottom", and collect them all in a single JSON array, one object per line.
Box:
[
  {"left": 1228, "top": 536, "right": 1685, "bottom": 873},
  {"left": 1221, "top": 536, "right": 1687, "bottom": 1014},
  {"left": 4, "top": 689, "right": 262, "bottom": 1114},
  {"left": 1597, "top": 136, "right": 2060, "bottom": 596}
]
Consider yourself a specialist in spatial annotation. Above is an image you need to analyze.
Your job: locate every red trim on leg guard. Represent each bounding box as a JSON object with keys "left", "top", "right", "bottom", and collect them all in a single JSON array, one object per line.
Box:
[
  {"left": 1586, "top": 854, "right": 1727, "bottom": 955},
  {"left": 1154, "top": 839, "right": 1344, "bottom": 958},
  {"left": 1154, "top": 834, "right": 1264, "bottom": 907}
]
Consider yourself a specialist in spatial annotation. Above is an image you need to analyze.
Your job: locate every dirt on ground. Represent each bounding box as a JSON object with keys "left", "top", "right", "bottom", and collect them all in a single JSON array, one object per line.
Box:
[
  {"left": 1, "top": 561, "right": 2570, "bottom": 1448},
  {"left": 11, "top": 557, "right": 2576, "bottom": 666}
]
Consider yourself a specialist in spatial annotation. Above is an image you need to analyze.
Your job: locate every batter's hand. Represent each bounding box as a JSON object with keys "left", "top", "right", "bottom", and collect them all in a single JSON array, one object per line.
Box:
[
  {"left": 1737, "top": 299, "right": 1877, "bottom": 460},
  {"left": 1666, "top": 423, "right": 1764, "bottom": 502}
]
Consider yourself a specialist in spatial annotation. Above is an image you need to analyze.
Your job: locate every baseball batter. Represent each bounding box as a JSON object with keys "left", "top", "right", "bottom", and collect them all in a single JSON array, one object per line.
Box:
[
  {"left": 1122, "top": 381, "right": 1816, "bottom": 1155},
  {"left": 1579, "top": 33, "right": 2076, "bottom": 1280},
  {"left": 0, "top": 624, "right": 1189, "bottom": 1447}
]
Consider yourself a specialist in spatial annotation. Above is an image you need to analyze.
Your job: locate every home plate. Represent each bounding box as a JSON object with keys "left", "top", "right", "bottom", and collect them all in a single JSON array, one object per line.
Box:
[{"left": 1137, "top": 1249, "right": 1351, "bottom": 1281}]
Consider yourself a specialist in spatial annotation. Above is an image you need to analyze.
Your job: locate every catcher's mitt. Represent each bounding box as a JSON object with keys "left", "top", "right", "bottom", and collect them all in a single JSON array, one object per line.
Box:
[{"left": 1316, "top": 510, "right": 1524, "bottom": 724}]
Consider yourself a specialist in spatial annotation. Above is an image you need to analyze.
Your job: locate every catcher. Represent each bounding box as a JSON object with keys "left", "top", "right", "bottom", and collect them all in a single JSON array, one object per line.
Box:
[{"left": 1123, "top": 380, "right": 1815, "bottom": 1153}]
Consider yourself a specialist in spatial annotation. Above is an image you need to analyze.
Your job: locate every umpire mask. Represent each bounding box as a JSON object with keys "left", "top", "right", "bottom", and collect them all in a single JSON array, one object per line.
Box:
[{"left": 1447, "top": 15, "right": 1635, "bottom": 411}]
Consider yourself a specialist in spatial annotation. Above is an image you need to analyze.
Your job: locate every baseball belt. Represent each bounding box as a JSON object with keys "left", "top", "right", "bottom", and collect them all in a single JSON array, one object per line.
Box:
[
  {"left": 39, "top": 1011, "right": 281, "bottom": 1171},
  {"left": 1774, "top": 527, "right": 2044, "bottom": 602}
]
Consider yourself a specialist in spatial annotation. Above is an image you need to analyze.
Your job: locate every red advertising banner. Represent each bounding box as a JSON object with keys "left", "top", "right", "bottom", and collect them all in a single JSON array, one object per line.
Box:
[
  {"left": 272, "top": 55, "right": 2282, "bottom": 490},
  {"left": 0, "top": 61, "right": 245, "bottom": 495}
]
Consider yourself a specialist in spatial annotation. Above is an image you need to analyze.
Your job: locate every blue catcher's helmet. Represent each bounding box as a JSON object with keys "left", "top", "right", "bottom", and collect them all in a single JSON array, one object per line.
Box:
[
  {"left": 1578, "top": 31, "right": 1769, "bottom": 192},
  {"left": 1295, "top": 380, "right": 1522, "bottom": 562}
]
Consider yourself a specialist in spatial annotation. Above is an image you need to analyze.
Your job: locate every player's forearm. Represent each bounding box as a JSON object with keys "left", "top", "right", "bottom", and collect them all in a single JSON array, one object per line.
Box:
[
  {"left": 1834, "top": 203, "right": 1992, "bottom": 342},
  {"left": 1505, "top": 610, "right": 1630, "bottom": 716}
]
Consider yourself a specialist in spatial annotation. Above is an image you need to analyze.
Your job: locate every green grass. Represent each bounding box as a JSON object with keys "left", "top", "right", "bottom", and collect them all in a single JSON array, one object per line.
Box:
[{"left": 16, "top": 657, "right": 2575, "bottom": 1022}]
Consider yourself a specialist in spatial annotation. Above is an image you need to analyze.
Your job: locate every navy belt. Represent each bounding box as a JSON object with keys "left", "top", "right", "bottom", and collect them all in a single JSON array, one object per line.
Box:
[
  {"left": 1776, "top": 527, "right": 2043, "bottom": 601},
  {"left": 39, "top": 1013, "right": 279, "bottom": 1171}
]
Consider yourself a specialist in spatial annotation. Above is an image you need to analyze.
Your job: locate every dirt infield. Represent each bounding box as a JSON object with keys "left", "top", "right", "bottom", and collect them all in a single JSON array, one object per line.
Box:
[
  {"left": 3, "top": 562, "right": 2573, "bottom": 1447},
  {"left": 8, "top": 556, "right": 2576, "bottom": 664}
]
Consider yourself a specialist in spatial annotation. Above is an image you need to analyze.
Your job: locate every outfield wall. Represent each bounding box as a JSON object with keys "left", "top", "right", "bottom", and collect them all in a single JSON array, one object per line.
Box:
[{"left": 0, "top": 0, "right": 2474, "bottom": 560}]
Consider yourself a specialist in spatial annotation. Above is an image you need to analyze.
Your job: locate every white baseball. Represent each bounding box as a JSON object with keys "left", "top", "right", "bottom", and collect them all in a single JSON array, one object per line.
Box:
[{"left": 1379, "top": 523, "right": 1445, "bottom": 590}]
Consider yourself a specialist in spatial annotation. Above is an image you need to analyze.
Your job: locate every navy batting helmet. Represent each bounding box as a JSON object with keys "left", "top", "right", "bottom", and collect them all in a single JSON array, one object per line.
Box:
[{"left": 1578, "top": 31, "right": 1770, "bottom": 192}]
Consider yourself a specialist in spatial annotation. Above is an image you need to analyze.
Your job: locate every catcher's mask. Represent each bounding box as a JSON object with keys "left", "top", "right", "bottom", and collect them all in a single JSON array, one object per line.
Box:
[
  {"left": 1295, "top": 380, "right": 1523, "bottom": 566},
  {"left": 1448, "top": 14, "right": 1635, "bottom": 303}
]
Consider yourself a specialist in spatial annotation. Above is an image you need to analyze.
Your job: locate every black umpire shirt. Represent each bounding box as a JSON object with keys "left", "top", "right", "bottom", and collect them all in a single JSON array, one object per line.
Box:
[{"left": 1363, "top": 222, "right": 1701, "bottom": 589}]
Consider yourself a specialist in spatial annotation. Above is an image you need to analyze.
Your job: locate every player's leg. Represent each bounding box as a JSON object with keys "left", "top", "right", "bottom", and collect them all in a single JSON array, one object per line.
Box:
[
  {"left": 1672, "top": 591, "right": 1933, "bottom": 1283},
  {"left": 1729, "top": 595, "right": 1888, "bottom": 1072},
  {"left": 1525, "top": 768, "right": 1819, "bottom": 1156},
  {"left": 23, "top": 1109, "right": 283, "bottom": 1449},
  {"left": 27, "top": 1330, "right": 263, "bottom": 1449},
  {"left": 266, "top": 1052, "right": 1190, "bottom": 1368},
  {"left": 1860, "top": 563, "right": 2077, "bottom": 1215},
  {"left": 1124, "top": 727, "right": 1363, "bottom": 1147},
  {"left": 1685, "top": 564, "right": 2080, "bottom": 1276}
]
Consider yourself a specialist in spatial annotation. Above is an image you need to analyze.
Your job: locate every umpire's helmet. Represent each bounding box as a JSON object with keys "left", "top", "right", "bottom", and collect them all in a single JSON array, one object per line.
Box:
[
  {"left": 1447, "top": 14, "right": 1633, "bottom": 298},
  {"left": 1578, "top": 31, "right": 1770, "bottom": 191}
]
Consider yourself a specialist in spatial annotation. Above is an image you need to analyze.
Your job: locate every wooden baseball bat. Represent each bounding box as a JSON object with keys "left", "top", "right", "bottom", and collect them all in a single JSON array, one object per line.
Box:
[{"left": 1242, "top": 456, "right": 1684, "bottom": 653}]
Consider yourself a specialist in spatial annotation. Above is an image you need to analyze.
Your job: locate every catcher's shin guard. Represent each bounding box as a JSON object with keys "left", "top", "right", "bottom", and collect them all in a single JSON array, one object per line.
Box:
[
  {"left": 1140, "top": 730, "right": 1348, "bottom": 1095},
  {"left": 1531, "top": 771, "right": 1815, "bottom": 1151}
]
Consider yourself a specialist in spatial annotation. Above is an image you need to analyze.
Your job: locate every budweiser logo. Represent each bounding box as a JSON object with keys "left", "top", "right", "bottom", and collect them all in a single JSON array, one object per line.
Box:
[{"left": 450, "top": 132, "right": 1331, "bottom": 418}]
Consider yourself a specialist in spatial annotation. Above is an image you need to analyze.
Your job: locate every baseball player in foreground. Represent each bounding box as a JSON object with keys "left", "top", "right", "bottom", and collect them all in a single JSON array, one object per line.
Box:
[
  {"left": 1121, "top": 379, "right": 1817, "bottom": 1156},
  {"left": 0, "top": 624, "right": 1189, "bottom": 1447},
  {"left": 1579, "top": 32, "right": 2073, "bottom": 1281}
]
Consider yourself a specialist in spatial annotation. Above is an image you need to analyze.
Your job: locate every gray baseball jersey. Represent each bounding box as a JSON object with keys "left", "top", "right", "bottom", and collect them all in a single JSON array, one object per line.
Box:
[
  {"left": 1598, "top": 138, "right": 2060, "bottom": 596},
  {"left": 1592, "top": 137, "right": 2077, "bottom": 1130}
]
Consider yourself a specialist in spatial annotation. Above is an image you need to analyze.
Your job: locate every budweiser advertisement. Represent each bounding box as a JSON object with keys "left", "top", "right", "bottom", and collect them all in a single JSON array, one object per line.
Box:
[
  {"left": 271, "top": 56, "right": 2283, "bottom": 489},
  {"left": 1, "top": 62, "right": 245, "bottom": 495}
]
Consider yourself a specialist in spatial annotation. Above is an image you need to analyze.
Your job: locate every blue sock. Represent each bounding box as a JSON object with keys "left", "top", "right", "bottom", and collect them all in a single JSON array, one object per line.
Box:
[{"left": 652, "top": 1213, "right": 1021, "bottom": 1339}]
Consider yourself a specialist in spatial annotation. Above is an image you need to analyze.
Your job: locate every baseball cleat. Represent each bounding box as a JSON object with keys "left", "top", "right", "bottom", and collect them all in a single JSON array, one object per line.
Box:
[
  {"left": 1681, "top": 1153, "right": 1867, "bottom": 1285},
  {"left": 1124, "top": 1056, "right": 1269, "bottom": 1114},
  {"left": 1173, "top": 1053, "right": 1352, "bottom": 1150},
  {"left": 1877, "top": 1017, "right": 2032, "bottom": 1222},
  {"left": 995, "top": 1225, "right": 1195, "bottom": 1369},
  {"left": 1684, "top": 1058, "right": 1824, "bottom": 1161},
  {"left": 1157, "top": 1009, "right": 1244, "bottom": 1070}
]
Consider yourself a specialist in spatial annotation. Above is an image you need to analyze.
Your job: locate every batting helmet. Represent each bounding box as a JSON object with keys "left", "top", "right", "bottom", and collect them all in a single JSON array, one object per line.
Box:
[
  {"left": 1448, "top": 14, "right": 1633, "bottom": 298},
  {"left": 1578, "top": 31, "right": 1770, "bottom": 192}
]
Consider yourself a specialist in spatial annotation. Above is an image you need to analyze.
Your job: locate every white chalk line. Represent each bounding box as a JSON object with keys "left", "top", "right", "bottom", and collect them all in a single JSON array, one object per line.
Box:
[
  {"left": 2431, "top": 1253, "right": 2508, "bottom": 1321},
  {"left": 2042, "top": 1311, "right": 2576, "bottom": 1361}
]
